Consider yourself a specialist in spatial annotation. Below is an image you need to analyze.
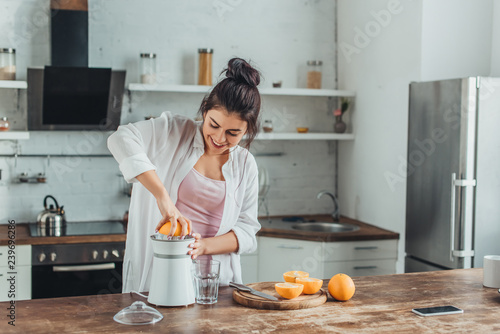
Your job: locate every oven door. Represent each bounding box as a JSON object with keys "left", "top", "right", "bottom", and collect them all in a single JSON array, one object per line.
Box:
[{"left": 32, "top": 261, "right": 123, "bottom": 299}]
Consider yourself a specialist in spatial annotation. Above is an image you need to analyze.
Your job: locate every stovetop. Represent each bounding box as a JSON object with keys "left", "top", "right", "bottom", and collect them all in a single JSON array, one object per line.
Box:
[{"left": 29, "top": 220, "right": 126, "bottom": 237}]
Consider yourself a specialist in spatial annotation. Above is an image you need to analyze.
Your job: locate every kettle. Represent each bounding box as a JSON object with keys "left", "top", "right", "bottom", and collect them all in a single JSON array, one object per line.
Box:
[{"left": 37, "top": 195, "right": 66, "bottom": 230}]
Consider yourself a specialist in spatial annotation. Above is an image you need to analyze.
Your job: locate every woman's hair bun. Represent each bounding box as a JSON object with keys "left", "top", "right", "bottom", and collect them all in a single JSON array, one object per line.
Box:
[{"left": 224, "top": 58, "right": 260, "bottom": 87}]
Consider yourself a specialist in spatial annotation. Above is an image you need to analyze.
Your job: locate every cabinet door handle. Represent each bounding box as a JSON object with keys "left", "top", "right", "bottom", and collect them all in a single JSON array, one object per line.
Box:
[
  {"left": 354, "top": 246, "right": 378, "bottom": 250},
  {"left": 277, "top": 245, "right": 304, "bottom": 250},
  {"left": 353, "top": 266, "right": 378, "bottom": 270}
]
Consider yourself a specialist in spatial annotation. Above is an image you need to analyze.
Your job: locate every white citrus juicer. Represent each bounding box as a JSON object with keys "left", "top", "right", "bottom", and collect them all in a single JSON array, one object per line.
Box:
[{"left": 148, "top": 234, "right": 195, "bottom": 306}]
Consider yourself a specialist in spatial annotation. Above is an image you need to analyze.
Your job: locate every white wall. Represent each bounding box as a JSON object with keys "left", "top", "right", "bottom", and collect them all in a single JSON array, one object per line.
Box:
[
  {"left": 337, "top": 0, "right": 423, "bottom": 274},
  {"left": 337, "top": 0, "right": 496, "bottom": 273},
  {"left": 491, "top": 1, "right": 500, "bottom": 76},
  {"left": 0, "top": 0, "right": 339, "bottom": 223},
  {"left": 89, "top": 0, "right": 337, "bottom": 90},
  {"left": 420, "top": 0, "right": 493, "bottom": 80}
]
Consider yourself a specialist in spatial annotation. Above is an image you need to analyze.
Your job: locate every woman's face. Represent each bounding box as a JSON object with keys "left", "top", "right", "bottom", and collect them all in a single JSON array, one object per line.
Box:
[{"left": 202, "top": 108, "right": 247, "bottom": 155}]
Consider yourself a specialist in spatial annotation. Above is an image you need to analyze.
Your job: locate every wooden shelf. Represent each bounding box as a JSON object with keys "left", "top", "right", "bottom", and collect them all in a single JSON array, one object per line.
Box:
[
  {"left": 0, "top": 80, "right": 27, "bottom": 89},
  {"left": 254, "top": 132, "right": 354, "bottom": 140},
  {"left": 259, "top": 87, "right": 355, "bottom": 97},
  {"left": 128, "top": 84, "right": 211, "bottom": 93},
  {"left": 127, "top": 84, "right": 356, "bottom": 141},
  {"left": 0, "top": 131, "right": 30, "bottom": 140},
  {"left": 128, "top": 84, "right": 355, "bottom": 97}
]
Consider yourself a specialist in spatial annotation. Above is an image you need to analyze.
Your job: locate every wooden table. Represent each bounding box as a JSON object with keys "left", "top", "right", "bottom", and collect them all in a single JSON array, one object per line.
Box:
[{"left": 1, "top": 268, "right": 498, "bottom": 333}]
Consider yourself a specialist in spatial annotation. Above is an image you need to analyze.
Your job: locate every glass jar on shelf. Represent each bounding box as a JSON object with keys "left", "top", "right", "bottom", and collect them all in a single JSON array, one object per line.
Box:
[
  {"left": 0, "top": 48, "right": 16, "bottom": 80},
  {"left": 140, "top": 53, "right": 157, "bottom": 84},
  {"left": 0, "top": 117, "right": 10, "bottom": 131},
  {"left": 306, "top": 60, "right": 322, "bottom": 89},
  {"left": 263, "top": 120, "right": 273, "bottom": 133},
  {"left": 198, "top": 48, "right": 213, "bottom": 86}
]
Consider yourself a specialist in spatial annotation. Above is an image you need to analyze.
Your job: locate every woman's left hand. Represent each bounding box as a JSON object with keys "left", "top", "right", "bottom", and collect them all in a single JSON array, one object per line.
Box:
[{"left": 189, "top": 233, "right": 206, "bottom": 260}]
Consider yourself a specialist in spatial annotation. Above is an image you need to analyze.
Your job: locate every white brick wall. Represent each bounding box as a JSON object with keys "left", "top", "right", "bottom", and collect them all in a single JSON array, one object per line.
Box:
[{"left": 0, "top": 0, "right": 339, "bottom": 224}]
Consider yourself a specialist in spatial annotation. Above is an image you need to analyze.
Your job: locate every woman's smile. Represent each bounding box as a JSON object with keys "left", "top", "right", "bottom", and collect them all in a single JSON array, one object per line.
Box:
[
  {"left": 210, "top": 136, "right": 227, "bottom": 149},
  {"left": 202, "top": 108, "right": 247, "bottom": 154}
]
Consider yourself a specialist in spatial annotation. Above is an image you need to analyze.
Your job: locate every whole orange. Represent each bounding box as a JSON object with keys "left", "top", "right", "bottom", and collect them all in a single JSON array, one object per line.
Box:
[
  {"left": 158, "top": 221, "right": 190, "bottom": 237},
  {"left": 328, "top": 273, "right": 355, "bottom": 301}
]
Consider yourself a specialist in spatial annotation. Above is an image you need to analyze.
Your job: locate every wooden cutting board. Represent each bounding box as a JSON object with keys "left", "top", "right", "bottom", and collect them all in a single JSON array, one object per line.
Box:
[{"left": 232, "top": 282, "right": 327, "bottom": 310}]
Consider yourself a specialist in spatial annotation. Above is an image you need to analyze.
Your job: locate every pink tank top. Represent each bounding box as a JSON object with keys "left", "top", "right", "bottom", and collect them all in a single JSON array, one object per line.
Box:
[{"left": 176, "top": 168, "right": 226, "bottom": 238}]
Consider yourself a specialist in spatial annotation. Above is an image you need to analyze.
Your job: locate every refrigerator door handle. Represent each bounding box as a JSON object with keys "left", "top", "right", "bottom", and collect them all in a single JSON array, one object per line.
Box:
[{"left": 450, "top": 173, "right": 477, "bottom": 261}]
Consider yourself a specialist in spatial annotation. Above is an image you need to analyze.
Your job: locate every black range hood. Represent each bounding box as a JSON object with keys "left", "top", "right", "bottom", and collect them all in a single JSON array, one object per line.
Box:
[
  {"left": 50, "top": 0, "right": 89, "bottom": 67},
  {"left": 27, "top": 0, "right": 126, "bottom": 131}
]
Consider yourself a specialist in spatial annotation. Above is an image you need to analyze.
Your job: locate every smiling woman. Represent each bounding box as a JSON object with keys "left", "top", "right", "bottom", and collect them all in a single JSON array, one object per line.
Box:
[
  {"left": 199, "top": 57, "right": 261, "bottom": 149},
  {"left": 107, "top": 57, "right": 262, "bottom": 293}
]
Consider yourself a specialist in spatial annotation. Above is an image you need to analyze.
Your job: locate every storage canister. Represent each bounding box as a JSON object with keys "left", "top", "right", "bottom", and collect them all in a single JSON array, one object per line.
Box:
[
  {"left": 0, "top": 117, "right": 10, "bottom": 131},
  {"left": 140, "top": 53, "right": 157, "bottom": 84},
  {"left": 0, "top": 48, "right": 16, "bottom": 80},
  {"left": 198, "top": 48, "right": 213, "bottom": 86},
  {"left": 263, "top": 120, "right": 273, "bottom": 133},
  {"left": 306, "top": 60, "right": 322, "bottom": 89}
]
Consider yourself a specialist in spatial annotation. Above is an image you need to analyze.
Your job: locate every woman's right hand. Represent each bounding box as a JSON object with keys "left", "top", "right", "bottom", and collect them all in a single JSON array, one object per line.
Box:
[
  {"left": 135, "top": 170, "right": 192, "bottom": 237},
  {"left": 155, "top": 194, "right": 192, "bottom": 237}
]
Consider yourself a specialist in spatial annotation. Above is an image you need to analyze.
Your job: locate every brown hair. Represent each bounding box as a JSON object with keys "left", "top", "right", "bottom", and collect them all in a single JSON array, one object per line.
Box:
[{"left": 198, "top": 58, "right": 261, "bottom": 149}]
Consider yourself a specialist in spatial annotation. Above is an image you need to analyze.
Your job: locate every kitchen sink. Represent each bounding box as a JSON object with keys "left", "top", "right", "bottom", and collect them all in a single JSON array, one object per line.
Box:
[{"left": 291, "top": 222, "right": 360, "bottom": 233}]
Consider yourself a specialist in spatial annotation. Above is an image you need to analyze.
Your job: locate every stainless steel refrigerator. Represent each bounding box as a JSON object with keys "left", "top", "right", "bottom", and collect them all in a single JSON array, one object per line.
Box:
[{"left": 405, "top": 77, "right": 500, "bottom": 272}]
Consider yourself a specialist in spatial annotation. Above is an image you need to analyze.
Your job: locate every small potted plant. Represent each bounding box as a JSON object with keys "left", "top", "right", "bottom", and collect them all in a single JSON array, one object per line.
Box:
[{"left": 333, "top": 97, "right": 350, "bottom": 133}]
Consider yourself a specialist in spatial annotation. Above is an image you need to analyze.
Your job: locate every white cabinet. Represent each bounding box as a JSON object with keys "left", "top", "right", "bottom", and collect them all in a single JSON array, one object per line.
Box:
[
  {"left": 258, "top": 237, "right": 325, "bottom": 282},
  {"left": 0, "top": 245, "right": 31, "bottom": 301},
  {"left": 240, "top": 251, "right": 259, "bottom": 284},
  {"left": 257, "top": 237, "right": 397, "bottom": 281},
  {"left": 323, "top": 240, "right": 398, "bottom": 277}
]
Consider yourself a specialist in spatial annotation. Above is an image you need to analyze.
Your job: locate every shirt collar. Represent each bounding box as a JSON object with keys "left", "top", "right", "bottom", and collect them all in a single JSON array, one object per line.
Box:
[{"left": 193, "top": 121, "right": 204, "bottom": 149}]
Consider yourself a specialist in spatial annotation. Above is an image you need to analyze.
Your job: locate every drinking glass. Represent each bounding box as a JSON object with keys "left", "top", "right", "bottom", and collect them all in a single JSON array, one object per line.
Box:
[{"left": 192, "top": 258, "right": 220, "bottom": 304}]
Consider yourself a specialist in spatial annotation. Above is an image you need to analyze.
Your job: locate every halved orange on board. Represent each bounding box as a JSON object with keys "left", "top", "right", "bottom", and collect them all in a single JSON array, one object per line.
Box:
[
  {"left": 296, "top": 277, "right": 323, "bottom": 294},
  {"left": 275, "top": 283, "right": 304, "bottom": 299},
  {"left": 283, "top": 271, "right": 309, "bottom": 283}
]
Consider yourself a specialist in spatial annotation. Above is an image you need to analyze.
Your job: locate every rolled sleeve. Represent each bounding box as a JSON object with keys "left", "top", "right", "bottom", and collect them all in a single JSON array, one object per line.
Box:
[
  {"left": 119, "top": 152, "right": 157, "bottom": 183},
  {"left": 232, "top": 168, "right": 260, "bottom": 255},
  {"left": 108, "top": 113, "right": 170, "bottom": 183}
]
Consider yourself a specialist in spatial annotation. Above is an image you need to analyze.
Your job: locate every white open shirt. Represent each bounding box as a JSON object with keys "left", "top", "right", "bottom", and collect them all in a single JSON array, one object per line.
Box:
[{"left": 107, "top": 111, "right": 260, "bottom": 293}]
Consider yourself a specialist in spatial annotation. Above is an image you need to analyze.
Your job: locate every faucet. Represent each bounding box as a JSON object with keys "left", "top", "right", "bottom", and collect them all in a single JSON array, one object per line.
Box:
[{"left": 317, "top": 190, "right": 340, "bottom": 222}]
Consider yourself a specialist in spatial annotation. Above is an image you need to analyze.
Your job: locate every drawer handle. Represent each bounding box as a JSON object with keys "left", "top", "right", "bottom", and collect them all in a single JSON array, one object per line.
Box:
[
  {"left": 353, "top": 266, "right": 378, "bottom": 270},
  {"left": 277, "top": 245, "right": 304, "bottom": 250},
  {"left": 354, "top": 246, "right": 378, "bottom": 250},
  {"left": 53, "top": 263, "right": 115, "bottom": 272}
]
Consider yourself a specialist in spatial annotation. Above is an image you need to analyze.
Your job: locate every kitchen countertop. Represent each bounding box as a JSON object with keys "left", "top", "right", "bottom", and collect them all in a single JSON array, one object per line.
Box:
[
  {"left": 0, "top": 215, "right": 398, "bottom": 246},
  {"left": 258, "top": 215, "right": 399, "bottom": 242},
  {"left": 0, "top": 222, "right": 127, "bottom": 246},
  {"left": 1, "top": 268, "right": 497, "bottom": 333}
]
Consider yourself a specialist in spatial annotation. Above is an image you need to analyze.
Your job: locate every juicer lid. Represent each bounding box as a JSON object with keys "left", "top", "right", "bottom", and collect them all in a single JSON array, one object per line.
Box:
[{"left": 113, "top": 301, "right": 163, "bottom": 325}]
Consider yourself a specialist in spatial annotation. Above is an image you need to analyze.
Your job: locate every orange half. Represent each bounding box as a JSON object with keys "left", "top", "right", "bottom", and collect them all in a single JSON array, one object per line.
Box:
[
  {"left": 283, "top": 270, "right": 309, "bottom": 283},
  {"left": 158, "top": 220, "right": 190, "bottom": 237},
  {"left": 296, "top": 277, "right": 323, "bottom": 294},
  {"left": 275, "top": 282, "right": 304, "bottom": 299}
]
